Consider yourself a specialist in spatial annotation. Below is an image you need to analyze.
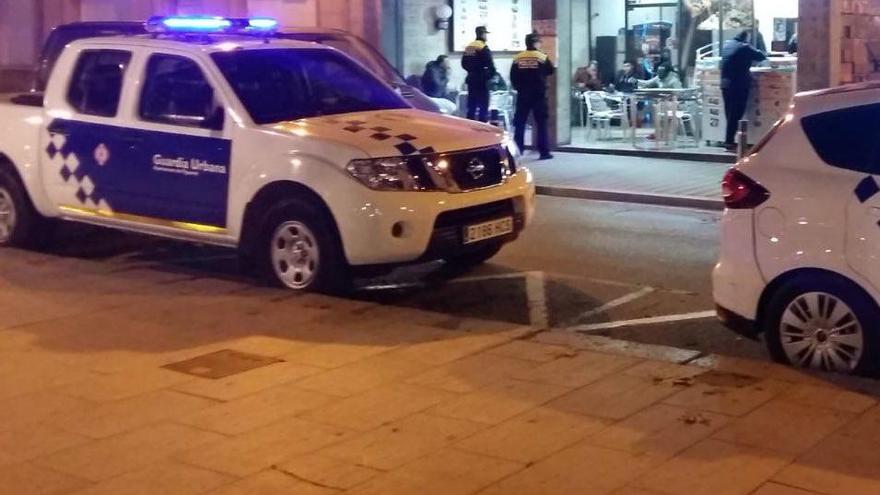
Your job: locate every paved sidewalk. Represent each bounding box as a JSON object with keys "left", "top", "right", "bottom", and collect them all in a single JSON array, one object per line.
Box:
[
  {"left": 526, "top": 152, "right": 729, "bottom": 210},
  {"left": 2, "top": 248, "right": 880, "bottom": 495}
]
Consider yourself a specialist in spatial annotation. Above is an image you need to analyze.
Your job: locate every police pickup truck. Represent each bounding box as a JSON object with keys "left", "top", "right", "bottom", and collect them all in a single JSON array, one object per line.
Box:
[{"left": 0, "top": 16, "right": 535, "bottom": 292}]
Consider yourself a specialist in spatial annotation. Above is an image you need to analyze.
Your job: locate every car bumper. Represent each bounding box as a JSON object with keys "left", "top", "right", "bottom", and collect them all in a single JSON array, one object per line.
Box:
[
  {"left": 712, "top": 209, "right": 765, "bottom": 324},
  {"left": 334, "top": 168, "right": 536, "bottom": 266},
  {"left": 715, "top": 304, "right": 760, "bottom": 340}
]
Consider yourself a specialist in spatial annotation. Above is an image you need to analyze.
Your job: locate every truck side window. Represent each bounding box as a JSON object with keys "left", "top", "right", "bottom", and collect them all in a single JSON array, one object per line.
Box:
[
  {"left": 140, "top": 54, "right": 218, "bottom": 129},
  {"left": 67, "top": 50, "right": 131, "bottom": 117}
]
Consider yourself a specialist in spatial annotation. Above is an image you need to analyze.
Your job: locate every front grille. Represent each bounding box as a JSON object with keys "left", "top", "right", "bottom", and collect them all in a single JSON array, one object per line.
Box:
[
  {"left": 446, "top": 146, "right": 506, "bottom": 191},
  {"left": 420, "top": 199, "right": 523, "bottom": 260}
]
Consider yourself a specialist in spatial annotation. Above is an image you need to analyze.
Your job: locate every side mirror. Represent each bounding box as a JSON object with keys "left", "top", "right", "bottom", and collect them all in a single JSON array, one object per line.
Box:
[{"left": 203, "top": 106, "right": 225, "bottom": 131}]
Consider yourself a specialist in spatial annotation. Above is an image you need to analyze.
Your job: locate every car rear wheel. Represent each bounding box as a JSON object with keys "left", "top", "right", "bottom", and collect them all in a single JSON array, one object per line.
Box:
[
  {"left": 257, "top": 198, "right": 351, "bottom": 294},
  {"left": 764, "top": 275, "right": 880, "bottom": 375},
  {"left": 0, "top": 168, "right": 54, "bottom": 248}
]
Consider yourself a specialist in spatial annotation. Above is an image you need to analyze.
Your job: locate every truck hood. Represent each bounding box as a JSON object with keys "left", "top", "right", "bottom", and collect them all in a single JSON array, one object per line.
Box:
[{"left": 267, "top": 109, "right": 506, "bottom": 158}]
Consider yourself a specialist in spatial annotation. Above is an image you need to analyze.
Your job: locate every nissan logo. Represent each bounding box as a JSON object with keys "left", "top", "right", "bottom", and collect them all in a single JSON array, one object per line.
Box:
[{"left": 465, "top": 158, "right": 486, "bottom": 180}]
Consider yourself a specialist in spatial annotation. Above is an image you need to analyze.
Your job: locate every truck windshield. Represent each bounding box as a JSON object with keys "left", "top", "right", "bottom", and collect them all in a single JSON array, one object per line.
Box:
[{"left": 212, "top": 48, "right": 408, "bottom": 124}]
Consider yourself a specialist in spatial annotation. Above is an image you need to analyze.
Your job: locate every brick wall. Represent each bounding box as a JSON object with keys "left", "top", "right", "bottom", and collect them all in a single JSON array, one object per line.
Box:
[{"left": 840, "top": 0, "right": 880, "bottom": 83}]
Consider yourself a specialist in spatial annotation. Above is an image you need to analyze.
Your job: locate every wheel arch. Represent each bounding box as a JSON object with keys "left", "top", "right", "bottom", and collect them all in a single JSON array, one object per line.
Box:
[
  {"left": 239, "top": 180, "right": 342, "bottom": 258},
  {"left": 756, "top": 267, "right": 878, "bottom": 332}
]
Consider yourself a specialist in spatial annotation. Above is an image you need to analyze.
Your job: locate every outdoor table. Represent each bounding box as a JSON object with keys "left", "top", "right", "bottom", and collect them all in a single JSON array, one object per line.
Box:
[{"left": 628, "top": 88, "right": 701, "bottom": 150}]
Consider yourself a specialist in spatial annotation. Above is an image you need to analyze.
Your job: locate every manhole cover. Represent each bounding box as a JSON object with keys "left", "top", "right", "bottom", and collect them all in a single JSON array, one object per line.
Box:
[{"left": 163, "top": 349, "right": 283, "bottom": 379}]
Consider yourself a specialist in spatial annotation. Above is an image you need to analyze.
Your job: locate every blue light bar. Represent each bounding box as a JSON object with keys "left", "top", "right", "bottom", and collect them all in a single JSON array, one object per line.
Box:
[{"left": 145, "top": 15, "right": 279, "bottom": 34}]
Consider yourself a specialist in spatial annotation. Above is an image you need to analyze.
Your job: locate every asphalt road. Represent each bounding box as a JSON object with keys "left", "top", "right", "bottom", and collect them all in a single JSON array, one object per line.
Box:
[{"left": 24, "top": 195, "right": 768, "bottom": 363}]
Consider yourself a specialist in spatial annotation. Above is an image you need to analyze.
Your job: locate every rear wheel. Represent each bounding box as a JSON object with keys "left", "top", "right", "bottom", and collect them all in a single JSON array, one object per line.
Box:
[
  {"left": 255, "top": 198, "right": 351, "bottom": 294},
  {"left": 764, "top": 275, "right": 880, "bottom": 375},
  {"left": 0, "top": 168, "right": 54, "bottom": 248}
]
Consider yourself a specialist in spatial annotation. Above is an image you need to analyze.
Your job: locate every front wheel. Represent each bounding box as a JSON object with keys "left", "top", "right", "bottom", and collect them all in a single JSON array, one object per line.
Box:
[
  {"left": 0, "top": 168, "right": 54, "bottom": 248},
  {"left": 763, "top": 275, "right": 880, "bottom": 375},
  {"left": 256, "top": 199, "right": 351, "bottom": 294}
]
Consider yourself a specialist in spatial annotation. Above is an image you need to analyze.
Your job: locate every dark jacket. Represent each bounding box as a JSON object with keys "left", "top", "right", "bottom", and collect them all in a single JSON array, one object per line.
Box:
[
  {"left": 721, "top": 39, "right": 767, "bottom": 89},
  {"left": 614, "top": 70, "right": 639, "bottom": 93},
  {"left": 510, "top": 49, "right": 555, "bottom": 97},
  {"left": 421, "top": 60, "right": 449, "bottom": 98},
  {"left": 573, "top": 66, "right": 602, "bottom": 91},
  {"left": 461, "top": 40, "right": 495, "bottom": 88}
]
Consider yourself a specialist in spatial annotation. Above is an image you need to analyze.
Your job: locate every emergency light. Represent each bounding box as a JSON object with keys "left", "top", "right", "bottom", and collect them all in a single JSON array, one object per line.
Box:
[{"left": 145, "top": 16, "right": 279, "bottom": 34}]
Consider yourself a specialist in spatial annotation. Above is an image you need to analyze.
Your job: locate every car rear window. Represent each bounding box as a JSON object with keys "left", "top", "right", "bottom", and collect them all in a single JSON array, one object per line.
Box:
[{"left": 801, "top": 103, "right": 880, "bottom": 174}]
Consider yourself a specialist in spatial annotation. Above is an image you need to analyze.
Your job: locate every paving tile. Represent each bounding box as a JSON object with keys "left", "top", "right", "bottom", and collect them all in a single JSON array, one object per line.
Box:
[
  {"left": 405, "top": 352, "right": 540, "bottom": 393},
  {"left": 512, "top": 350, "right": 639, "bottom": 388},
  {"left": 172, "top": 361, "right": 324, "bottom": 401},
  {"left": 0, "top": 353, "right": 97, "bottom": 401},
  {"left": 586, "top": 404, "right": 730, "bottom": 459},
  {"left": 480, "top": 443, "right": 661, "bottom": 495},
  {"left": 392, "top": 332, "right": 513, "bottom": 365},
  {"left": 178, "top": 383, "right": 335, "bottom": 435},
  {"left": 712, "top": 398, "right": 853, "bottom": 455},
  {"left": 36, "top": 422, "right": 224, "bottom": 482},
  {"left": 320, "top": 412, "right": 483, "bottom": 470},
  {"left": 0, "top": 391, "right": 91, "bottom": 433},
  {"left": 301, "top": 383, "right": 455, "bottom": 431},
  {"left": 635, "top": 439, "right": 794, "bottom": 495},
  {"left": 222, "top": 335, "right": 317, "bottom": 357},
  {"left": 0, "top": 462, "right": 91, "bottom": 495},
  {"left": 623, "top": 360, "right": 709, "bottom": 382},
  {"left": 779, "top": 383, "right": 877, "bottom": 414},
  {"left": 752, "top": 483, "right": 826, "bottom": 495},
  {"left": 773, "top": 408, "right": 880, "bottom": 495},
  {"left": 55, "top": 390, "right": 217, "bottom": 439},
  {"left": 548, "top": 373, "right": 680, "bottom": 421},
  {"left": 0, "top": 424, "right": 89, "bottom": 467},
  {"left": 663, "top": 378, "right": 789, "bottom": 417},
  {"left": 68, "top": 461, "right": 233, "bottom": 495},
  {"left": 177, "top": 416, "right": 353, "bottom": 477},
  {"left": 207, "top": 469, "right": 337, "bottom": 495},
  {"left": 282, "top": 342, "right": 396, "bottom": 369},
  {"left": 294, "top": 352, "right": 432, "bottom": 397},
  {"left": 431, "top": 378, "right": 572, "bottom": 425},
  {"left": 348, "top": 448, "right": 523, "bottom": 495},
  {"left": 609, "top": 487, "right": 667, "bottom": 495},
  {"left": 277, "top": 453, "right": 382, "bottom": 490},
  {"left": 486, "top": 340, "right": 578, "bottom": 363},
  {"left": 457, "top": 406, "right": 609, "bottom": 463},
  {"left": 58, "top": 368, "right": 193, "bottom": 402}
]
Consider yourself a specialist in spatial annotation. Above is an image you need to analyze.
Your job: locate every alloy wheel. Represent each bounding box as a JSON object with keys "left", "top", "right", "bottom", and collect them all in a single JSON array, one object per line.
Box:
[
  {"left": 0, "top": 187, "right": 16, "bottom": 244},
  {"left": 270, "top": 221, "right": 320, "bottom": 290}
]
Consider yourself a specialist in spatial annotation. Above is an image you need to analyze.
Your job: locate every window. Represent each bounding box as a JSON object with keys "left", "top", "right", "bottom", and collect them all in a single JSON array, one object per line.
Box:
[
  {"left": 801, "top": 103, "right": 880, "bottom": 174},
  {"left": 67, "top": 50, "right": 131, "bottom": 117},
  {"left": 140, "top": 54, "right": 220, "bottom": 129},
  {"left": 212, "top": 49, "right": 408, "bottom": 125}
]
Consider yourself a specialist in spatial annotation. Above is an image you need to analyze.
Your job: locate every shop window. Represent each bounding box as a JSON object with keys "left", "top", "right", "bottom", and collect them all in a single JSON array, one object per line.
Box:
[{"left": 802, "top": 104, "right": 880, "bottom": 174}]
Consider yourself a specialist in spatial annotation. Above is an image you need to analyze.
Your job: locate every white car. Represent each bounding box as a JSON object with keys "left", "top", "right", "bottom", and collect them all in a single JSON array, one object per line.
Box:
[
  {"left": 0, "top": 16, "right": 535, "bottom": 293},
  {"left": 713, "top": 82, "right": 880, "bottom": 374}
]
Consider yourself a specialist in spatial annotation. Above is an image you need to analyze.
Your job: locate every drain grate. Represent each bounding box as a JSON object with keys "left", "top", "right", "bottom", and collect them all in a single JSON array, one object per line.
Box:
[{"left": 163, "top": 349, "right": 283, "bottom": 379}]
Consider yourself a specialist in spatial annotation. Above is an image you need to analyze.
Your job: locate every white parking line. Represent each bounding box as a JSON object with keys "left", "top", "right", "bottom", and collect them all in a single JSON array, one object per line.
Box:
[
  {"left": 575, "top": 287, "right": 656, "bottom": 322},
  {"left": 569, "top": 310, "right": 717, "bottom": 333},
  {"left": 525, "top": 271, "right": 550, "bottom": 329}
]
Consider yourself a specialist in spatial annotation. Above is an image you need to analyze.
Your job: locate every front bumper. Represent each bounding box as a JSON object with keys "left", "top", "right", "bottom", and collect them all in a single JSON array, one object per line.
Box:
[{"left": 334, "top": 168, "right": 535, "bottom": 266}]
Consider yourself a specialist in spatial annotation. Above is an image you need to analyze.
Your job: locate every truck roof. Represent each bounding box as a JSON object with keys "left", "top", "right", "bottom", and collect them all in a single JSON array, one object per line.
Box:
[{"left": 67, "top": 34, "right": 328, "bottom": 53}]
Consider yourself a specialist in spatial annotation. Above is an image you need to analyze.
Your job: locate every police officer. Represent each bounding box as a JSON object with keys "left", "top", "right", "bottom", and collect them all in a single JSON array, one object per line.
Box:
[
  {"left": 461, "top": 26, "right": 495, "bottom": 122},
  {"left": 511, "top": 32, "right": 555, "bottom": 160}
]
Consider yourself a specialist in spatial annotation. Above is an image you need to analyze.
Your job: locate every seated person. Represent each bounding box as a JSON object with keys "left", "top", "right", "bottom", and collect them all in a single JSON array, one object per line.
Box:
[
  {"left": 489, "top": 72, "right": 508, "bottom": 92},
  {"left": 610, "top": 61, "right": 639, "bottom": 93},
  {"left": 573, "top": 60, "right": 602, "bottom": 91},
  {"left": 638, "top": 64, "right": 683, "bottom": 89}
]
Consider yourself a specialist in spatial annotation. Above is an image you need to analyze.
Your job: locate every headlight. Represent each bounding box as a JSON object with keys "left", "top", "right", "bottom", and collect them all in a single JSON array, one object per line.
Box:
[{"left": 346, "top": 158, "right": 435, "bottom": 191}]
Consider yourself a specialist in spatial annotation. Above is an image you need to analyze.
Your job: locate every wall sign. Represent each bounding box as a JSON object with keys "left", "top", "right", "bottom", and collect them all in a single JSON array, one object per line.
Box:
[{"left": 453, "top": 0, "right": 533, "bottom": 52}]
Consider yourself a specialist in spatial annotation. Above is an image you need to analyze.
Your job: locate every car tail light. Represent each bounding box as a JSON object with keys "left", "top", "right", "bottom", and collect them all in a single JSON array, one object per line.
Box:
[{"left": 722, "top": 168, "right": 770, "bottom": 209}]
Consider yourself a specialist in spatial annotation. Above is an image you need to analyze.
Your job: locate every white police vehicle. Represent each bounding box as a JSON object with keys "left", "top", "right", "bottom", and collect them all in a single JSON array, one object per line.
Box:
[
  {"left": 0, "top": 16, "right": 535, "bottom": 292},
  {"left": 714, "top": 82, "right": 880, "bottom": 374}
]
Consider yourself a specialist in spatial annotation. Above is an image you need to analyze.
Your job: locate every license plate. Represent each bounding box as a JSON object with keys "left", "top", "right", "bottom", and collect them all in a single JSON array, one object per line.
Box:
[{"left": 463, "top": 217, "right": 515, "bottom": 244}]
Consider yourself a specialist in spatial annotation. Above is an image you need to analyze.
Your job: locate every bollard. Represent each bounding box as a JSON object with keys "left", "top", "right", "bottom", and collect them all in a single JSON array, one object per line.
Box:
[{"left": 737, "top": 119, "right": 748, "bottom": 160}]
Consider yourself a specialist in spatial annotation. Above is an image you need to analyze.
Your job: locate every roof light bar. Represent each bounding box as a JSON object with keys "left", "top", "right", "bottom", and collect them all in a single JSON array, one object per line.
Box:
[{"left": 145, "top": 16, "right": 279, "bottom": 34}]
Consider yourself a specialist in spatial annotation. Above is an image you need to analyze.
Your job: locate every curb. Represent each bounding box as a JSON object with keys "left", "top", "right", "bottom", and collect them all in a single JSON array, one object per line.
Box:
[
  {"left": 555, "top": 146, "right": 737, "bottom": 164},
  {"left": 536, "top": 185, "right": 725, "bottom": 211}
]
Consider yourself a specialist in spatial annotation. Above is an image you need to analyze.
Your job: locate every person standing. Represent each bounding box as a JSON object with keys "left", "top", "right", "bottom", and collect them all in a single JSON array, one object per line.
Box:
[
  {"left": 721, "top": 30, "right": 766, "bottom": 151},
  {"left": 461, "top": 26, "right": 495, "bottom": 122},
  {"left": 511, "top": 32, "right": 555, "bottom": 160}
]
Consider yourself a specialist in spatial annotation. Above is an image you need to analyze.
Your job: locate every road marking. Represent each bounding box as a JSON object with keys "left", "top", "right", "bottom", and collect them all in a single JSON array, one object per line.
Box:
[
  {"left": 575, "top": 287, "right": 656, "bottom": 322},
  {"left": 525, "top": 271, "right": 549, "bottom": 329},
  {"left": 569, "top": 310, "right": 716, "bottom": 333}
]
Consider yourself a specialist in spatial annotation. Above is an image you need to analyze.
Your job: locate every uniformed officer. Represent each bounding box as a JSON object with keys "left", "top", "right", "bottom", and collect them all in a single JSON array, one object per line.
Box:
[
  {"left": 511, "top": 32, "right": 555, "bottom": 160},
  {"left": 461, "top": 26, "right": 495, "bottom": 122}
]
